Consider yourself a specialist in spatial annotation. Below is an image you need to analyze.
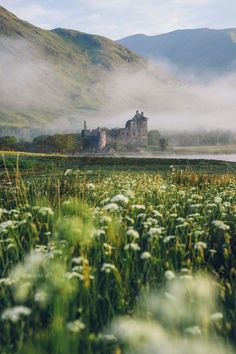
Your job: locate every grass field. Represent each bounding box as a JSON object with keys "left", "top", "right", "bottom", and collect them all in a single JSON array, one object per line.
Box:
[{"left": 0, "top": 153, "right": 236, "bottom": 353}]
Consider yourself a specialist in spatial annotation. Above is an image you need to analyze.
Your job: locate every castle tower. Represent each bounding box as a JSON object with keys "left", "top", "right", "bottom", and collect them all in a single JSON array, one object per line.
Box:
[
  {"left": 125, "top": 110, "right": 148, "bottom": 146},
  {"left": 97, "top": 130, "right": 107, "bottom": 150}
]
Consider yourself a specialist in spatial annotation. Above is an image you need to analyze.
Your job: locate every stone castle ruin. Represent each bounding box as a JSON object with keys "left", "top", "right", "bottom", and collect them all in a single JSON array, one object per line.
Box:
[
  {"left": 81, "top": 122, "right": 107, "bottom": 151},
  {"left": 81, "top": 110, "right": 148, "bottom": 151}
]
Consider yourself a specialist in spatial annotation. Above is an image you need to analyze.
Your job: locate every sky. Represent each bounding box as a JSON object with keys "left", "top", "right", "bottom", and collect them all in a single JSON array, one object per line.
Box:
[{"left": 1, "top": 0, "right": 236, "bottom": 39}]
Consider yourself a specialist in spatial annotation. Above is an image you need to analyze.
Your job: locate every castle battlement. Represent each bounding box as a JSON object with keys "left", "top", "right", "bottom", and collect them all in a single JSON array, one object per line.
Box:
[{"left": 81, "top": 111, "right": 148, "bottom": 151}]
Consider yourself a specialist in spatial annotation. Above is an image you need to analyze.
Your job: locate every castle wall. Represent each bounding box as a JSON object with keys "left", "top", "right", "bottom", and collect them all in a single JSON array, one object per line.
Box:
[
  {"left": 81, "top": 111, "right": 148, "bottom": 150},
  {"left": 108, "top": 114, "right": 148, "bottom": 147},
  {"left": 81, "top": 128, "right": 107, "bottom": 151},
  {"left": 98, "top": 131, "right": 107, "bottom": 150}
]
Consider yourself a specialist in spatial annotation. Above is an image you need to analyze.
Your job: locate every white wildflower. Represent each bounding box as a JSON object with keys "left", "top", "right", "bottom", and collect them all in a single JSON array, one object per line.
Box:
[
  {"left": 153, "top": 210, "right": 162, "bottom": 218},
  {"left": 1, "top": 306, "right": 31, "bottom": 323},
  {"left": 194, "top": 230, "right": 205, "bottom": 237},
  {"left": 148, "top": 227, "right": 162, "bottom": 237},
  {"left": 101, "top": 263, "right": 116, "bottom": 274},
  {"left": 210, "top": 312, "right": 223, "bottom": 321},
  {"left": 24, "top": 212, "right": 32, "bottom": 219},
  {"left": 100, "top": 216, "right": 112, "bottom": 224},
  {"left": 164, "top": 235, "right": 175, "bottom": 244},
  {"left": 0, "top": 277, "right": 14, "bottom": 286},
  {"left": 67, "top": 319, "right": 85, "bottom": 333},
  {"left": 103, "top": 203, "right": 119, "bottom": 212},
  {"left": 212, "top": 220, "right": 230, "bottom": 231},
  {"left": 164, "top": 270, "right": 175, "bottom": 281},
  {"left": 214, "top": 197, "right": 222, "bottom": 204},
  {"left": 0, "top": 220, "right": 15, "bottom": 230},
  {"left": 65, "top": 272, "right": 81, "bottom": 280},
  {"left": 131, "top": 204, "right": 146, "bottom": 211},
  {"left": 64, "top": 169, "right": 73, "bottom": 176},
  {"left": 35, "top": 291, "right": 48, "bottom": 306},
  {"left": 137, "top": 213, "right": 146, "bottom": 219},
  {"left": 176, "top": 217, "right": 185, "bottom": 223},
  {"left": 38, "top": 207, "right": 54, "bottom": 217},
  {"left": 125, "top": 216, "right": 134, "bottom": 224},
  {"left": 87, "top": 183, "right": 95, "bottom": 191},
  {"left": 111, "top": 194, "right": 129, "bottom": 205},
  {"left": 194, "top": 242, "right": 207, "bottom": 250},
  {"left": 126, "top": 229, "right": 139, "bottom": 240},
  {"left": 185, "top": 326, "right": 202, "bottom": 336},
  {"left": 124, "top": 243, "right": 140, "bottom": 252},
  {"left": 93, "top": 229, "right": 106, "bottom": 238},
  {"left": 181, "top": 268, "right": 190, "bottom": 274},
  {"left": 72, "top": 257, "right": 86, "bottom": 265},
  {"left": 141, "top": 251, "right": 151, "bottom": 260}
]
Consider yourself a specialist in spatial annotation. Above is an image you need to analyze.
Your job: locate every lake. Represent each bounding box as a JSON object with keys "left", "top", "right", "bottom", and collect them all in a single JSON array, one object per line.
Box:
[{"left": 153, "top": 154, "right": 236, "bottom": 163}]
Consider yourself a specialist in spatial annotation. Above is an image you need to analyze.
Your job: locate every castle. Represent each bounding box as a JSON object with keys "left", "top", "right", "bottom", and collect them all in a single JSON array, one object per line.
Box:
[{"left": 81, "top": 110, "right": 148, "bottom": 151}]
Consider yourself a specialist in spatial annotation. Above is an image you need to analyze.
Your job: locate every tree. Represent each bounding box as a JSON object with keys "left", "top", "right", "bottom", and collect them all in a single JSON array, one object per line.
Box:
[
  {"left": 32, "top": 134, "right": 79, "bottom": 154},
  {"left": 148, "top": 130, "right": 161, "bottom": 146},
  {"left": 159, "top": 137, "right": 168, "bottom": 151},
  {"left": 0, "top": 136, "right": 18, "bottom": 150}
]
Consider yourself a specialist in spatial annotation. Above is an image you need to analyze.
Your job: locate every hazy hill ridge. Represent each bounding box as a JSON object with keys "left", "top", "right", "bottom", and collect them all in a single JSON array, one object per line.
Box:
[
  {"left": 118, "top": 28, "right": 236, "bottom": 76},
  {"left": 0, "top": 6, "right": 146, "bottom": 129}
]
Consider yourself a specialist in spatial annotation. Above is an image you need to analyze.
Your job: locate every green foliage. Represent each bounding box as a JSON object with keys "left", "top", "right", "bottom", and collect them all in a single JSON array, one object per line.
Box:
[
  {"left": 148, "top": 130, "right": 161, "bottom": 146},
  {"left": 159, "top": 137, "right": 169, "bottom": 151},
  {"left": 33, "top": 134, "right": 80, "bottom": 154},
  {"left": 0, "top": 136, "right": 17, "bottom": 150}
]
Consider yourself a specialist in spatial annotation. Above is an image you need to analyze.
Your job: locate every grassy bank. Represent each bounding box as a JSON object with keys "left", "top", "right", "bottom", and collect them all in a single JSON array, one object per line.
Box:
[{"left": 0, "top": 152, "right": 235, "bottom": 178}]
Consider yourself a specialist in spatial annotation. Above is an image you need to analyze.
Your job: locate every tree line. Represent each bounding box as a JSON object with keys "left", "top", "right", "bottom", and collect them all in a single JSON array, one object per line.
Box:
[
  {"left": 0, "top": 128, "right": 235, "bottom": 154},
  {"left": 0, "top": 134, "right": 82, "bottom": 154}
]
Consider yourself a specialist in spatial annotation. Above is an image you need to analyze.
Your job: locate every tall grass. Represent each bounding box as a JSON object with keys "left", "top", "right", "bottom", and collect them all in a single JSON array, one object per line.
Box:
[{"left": 0, "top": 166, "right": 235, "bottom": 353}]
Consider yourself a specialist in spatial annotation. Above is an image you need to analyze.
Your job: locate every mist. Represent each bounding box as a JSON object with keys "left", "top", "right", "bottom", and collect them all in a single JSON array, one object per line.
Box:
[
  {"left": 0, "top": 37, "right": 236, "bottom": 133},
  {"left": 95, "top": 62, "right": 236, "bottom": 132},
  {"left": 0, "top": 38, "right": 66, "bottom": 112}
]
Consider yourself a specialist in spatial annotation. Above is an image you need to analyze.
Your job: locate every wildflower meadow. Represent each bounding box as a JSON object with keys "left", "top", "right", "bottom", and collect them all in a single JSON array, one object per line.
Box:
[{"left": 0, "top": 158, "right": 236, "bottom": 353}]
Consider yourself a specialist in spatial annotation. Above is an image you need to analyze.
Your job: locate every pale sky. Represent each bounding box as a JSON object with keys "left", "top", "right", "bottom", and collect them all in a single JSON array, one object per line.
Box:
[{"left": 1, "top": 0, "right": 236, "bottom": 39}]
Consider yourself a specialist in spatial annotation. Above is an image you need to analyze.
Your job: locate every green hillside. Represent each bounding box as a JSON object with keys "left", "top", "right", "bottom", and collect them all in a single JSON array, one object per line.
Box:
[
  {"left": 118, "top": 28, "right": 236, "bottom": 77},
  {"left": 0, "top": 6, "right": 144, "bottom": 130}
]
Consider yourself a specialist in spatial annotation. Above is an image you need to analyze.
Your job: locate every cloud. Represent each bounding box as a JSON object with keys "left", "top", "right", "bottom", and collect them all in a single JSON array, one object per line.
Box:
[{"left": 175, "top": 0, "right": 211, "bottom": 6}]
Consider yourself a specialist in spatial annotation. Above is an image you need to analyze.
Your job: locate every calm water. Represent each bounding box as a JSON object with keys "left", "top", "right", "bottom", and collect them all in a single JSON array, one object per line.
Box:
[{"left": 159, "top": 154, "right": 236, "bottom": 163}]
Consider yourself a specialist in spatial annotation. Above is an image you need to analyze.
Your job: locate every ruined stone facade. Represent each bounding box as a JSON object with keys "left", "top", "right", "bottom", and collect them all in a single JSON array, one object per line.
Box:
[
  {"left": 81, "top": 111, "right": 148, "bottom": 151},
  {"left": 81, "top": 122, "right": 107, "bottom": 151}
]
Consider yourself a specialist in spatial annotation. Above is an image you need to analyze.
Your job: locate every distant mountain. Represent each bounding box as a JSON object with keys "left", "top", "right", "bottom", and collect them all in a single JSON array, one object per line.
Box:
[
  {"left": 0, "top": 6, "right": 148, "bottom": 130},
  {"left": 118, "top": 29, "right": 236, "bottom": 77}
]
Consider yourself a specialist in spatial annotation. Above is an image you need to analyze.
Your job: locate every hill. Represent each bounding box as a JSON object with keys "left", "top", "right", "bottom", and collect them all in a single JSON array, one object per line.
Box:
[
  {"left": 0, "top": 6, "right": 147, "bottom": 131},
  {"left": 118, "top": 28, "right": 236, "bottom": 77}
]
